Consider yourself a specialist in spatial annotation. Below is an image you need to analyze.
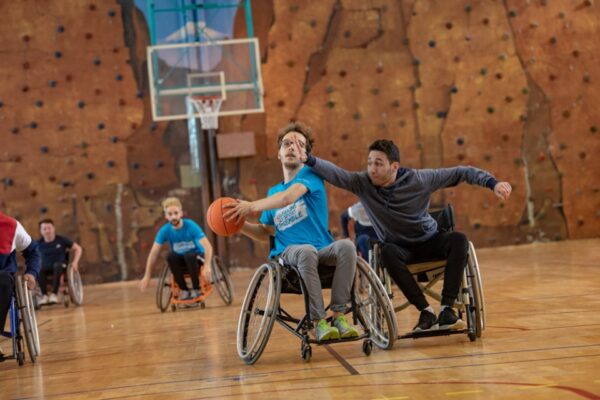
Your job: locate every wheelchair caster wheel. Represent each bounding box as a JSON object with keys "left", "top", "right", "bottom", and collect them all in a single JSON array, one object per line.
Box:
[
  {"left": 301, "top": 344, "right": 312, "bottom": 362},
  {"left": 200, "top": 302, "right": 206, "bottom": 309},
  {"left": 17, "top": 352, "right": 25, "bottom": 366},
  {"left": 64, "top": 298, "right": 69, "bottom": 308},
  {"left": 362, "top": 340, "right": 373, "bottom": 356},
  {"left": 468, "top": 331, "right": 476, "bottom": 342},
  {"left": 171, "top": 304, "right": 176, "bottom": 312}
]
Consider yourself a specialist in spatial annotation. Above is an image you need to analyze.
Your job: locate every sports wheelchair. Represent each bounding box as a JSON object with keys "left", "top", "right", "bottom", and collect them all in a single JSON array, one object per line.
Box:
[
  {"left": 156, "top": 255, "right": 233, "bottom": 312},
  {"left": 33, "top": 263, "right": 83, "bottom": 309},
  {"left": 236, "top": 255, "right": 397, "bottom": 364},
  {"left": 369, "top": 204, "right": 485, "bottom": 341},
  {"left": 1, "top": 275, "right": 41, "bottom": 365}
]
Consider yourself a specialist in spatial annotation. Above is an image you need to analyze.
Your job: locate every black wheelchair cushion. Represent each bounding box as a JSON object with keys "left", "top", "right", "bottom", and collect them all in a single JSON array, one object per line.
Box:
[{"left": 279, "top": 262, "right": 336, "bottom": 295}]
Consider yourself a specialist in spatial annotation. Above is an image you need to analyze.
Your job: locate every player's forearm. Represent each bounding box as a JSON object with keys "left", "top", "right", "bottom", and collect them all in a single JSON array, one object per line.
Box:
[
  {"left": 71, "top": 243, "right": 83, "bottom": 264},
  {"left": 250, "top": 191, "right": 291, "bottom": 212},
  {"left": 144, "top": 250, "right": 159, "bottom": 278},
  {"left": 240, "top": 222, "right": 271, "bottom": 243}
]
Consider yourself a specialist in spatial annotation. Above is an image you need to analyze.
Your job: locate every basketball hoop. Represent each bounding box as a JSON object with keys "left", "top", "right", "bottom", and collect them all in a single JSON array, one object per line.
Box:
[{"left": 190, "top": 95, "right": 223, "bottom": 130}]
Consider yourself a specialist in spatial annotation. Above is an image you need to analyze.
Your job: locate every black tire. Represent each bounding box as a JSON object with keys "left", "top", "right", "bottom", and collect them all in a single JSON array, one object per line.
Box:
[
  {"left": 236, "top": 262, "right": 281, "bottom": 365},
  {"left": 26, "top": 286, "right": 41, "bottom": 356},
  {"left": 362, "top": 340, "right": 373, "bottom": 356},
  {"left": 468, "top": 242, "right": 485, "bottom": 337},
  {"left": 354, "top": 259, "right": 397, "bottom": 350},
  {"left": 17, "top": 351, "right": 25, "bottom": 366},
  {"left": 156, "top": 264, "right": 172, "bottom": 313},
  {"left": 16, "top": 276, "right": 38, "bottom": 363},
  {"left": 301, "top": 344, "right": 312, "bottom": 362},
  {"left": 212, "top": 256, "right": 233, "bottom": 306},
  {"left": 67, "top": 265, "right": 84, "bottom": 306}
]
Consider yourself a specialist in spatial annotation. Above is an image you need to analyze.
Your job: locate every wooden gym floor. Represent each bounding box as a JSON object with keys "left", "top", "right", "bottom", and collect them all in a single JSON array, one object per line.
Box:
[{"left": 2, "top": 238, "right": 600, "bottom": 400}]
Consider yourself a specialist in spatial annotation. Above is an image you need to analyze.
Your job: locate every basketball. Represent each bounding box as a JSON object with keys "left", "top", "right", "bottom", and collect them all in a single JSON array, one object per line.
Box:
[{"left": 206, "top": 197, "right": 244, "bottom": 236}]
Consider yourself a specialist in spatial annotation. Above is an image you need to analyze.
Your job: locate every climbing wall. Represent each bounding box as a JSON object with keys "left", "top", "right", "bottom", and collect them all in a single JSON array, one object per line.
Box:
[
  {"left": 2, "top": 1, "right": 599, "bottom": 283},
  {"left": 0, "top": 1, "right": 178, "bottom": 282},
  {"left": 234, "top": 0, "right": 598, "bottom": 249}
]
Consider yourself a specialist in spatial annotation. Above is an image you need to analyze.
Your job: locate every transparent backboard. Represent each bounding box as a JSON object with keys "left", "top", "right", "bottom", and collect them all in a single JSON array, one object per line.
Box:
[{"left": 147, "top": 38, "right": 264, "bottom": 121}]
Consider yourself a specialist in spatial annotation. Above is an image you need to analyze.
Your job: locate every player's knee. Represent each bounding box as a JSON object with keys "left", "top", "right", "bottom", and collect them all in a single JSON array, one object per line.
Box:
[
  {"left": 335, "top": 239, "right": 356, "bottom": 257},
  {"left": 297, "top": 245, "right": 318, "bottom": 266},
  {"left": 448, "top": 232, "right": 469, "bottom": 254}
]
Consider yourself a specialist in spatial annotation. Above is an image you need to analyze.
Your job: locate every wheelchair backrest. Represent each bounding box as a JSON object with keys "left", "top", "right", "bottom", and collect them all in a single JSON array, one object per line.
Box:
[{"left": 430, "top": 204, "right": 455, "bottom": 232}]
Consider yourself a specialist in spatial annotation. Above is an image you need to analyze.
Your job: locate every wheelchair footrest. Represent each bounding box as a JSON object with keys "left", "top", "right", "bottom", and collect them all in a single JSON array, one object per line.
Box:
[
  {"left": 306, "top": 333, "right": 369, "bottom": 346},
  {"left": 398, "top": 328, "right": 469, "bottom": 340}
]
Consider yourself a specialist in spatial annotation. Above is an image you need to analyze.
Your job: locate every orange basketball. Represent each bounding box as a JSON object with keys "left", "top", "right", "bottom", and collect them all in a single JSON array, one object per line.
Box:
[{"left": 206, "top": 197, "right": 245, "bottom": 236}]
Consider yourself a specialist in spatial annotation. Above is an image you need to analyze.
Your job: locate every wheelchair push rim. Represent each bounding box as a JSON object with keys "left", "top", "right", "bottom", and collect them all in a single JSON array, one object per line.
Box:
[
  {"left": 67, "top": 265, "right": 84, "bottom": 306},
  {"left": 212, "top": 256, "right": 233, "bottom": 306},
  {"left": 15, "top": 276, "right": 39, "bottom": 362},
  {"left": 354, "top": 259, "right": 397, "bottom": 350},
  {"left": 155, "top": 263, "right": 172, "bottom": 312},
  {"left": 236, "top": 262, "right": 281, "bottom": 364}
]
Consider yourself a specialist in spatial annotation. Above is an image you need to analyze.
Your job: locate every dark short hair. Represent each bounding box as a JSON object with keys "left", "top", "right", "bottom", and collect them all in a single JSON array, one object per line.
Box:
[
  {"left": 368, "top": 139, "right": 400, "bottom": 163},
  {"left": 39, "top": 218, "right": 55, "bottom": 228},
  {"left": 277, "top": 121, "right": 315, "bottom": 153}
]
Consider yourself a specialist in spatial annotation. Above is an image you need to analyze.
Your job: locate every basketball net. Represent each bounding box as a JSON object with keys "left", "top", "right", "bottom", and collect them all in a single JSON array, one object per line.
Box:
[{"left": 190, "top": 96, "right": 223, "bottom": 130}]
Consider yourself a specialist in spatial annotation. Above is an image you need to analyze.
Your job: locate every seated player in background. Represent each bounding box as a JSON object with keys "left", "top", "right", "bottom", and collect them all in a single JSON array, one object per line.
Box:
[
  {"left": 340, "top": 201, "right": 378, "bottom": 261},
  {"left": 139, "top": 197, "right": 213, "bottom": 300},
  {"left": 37, "top": 219, "right": 83, "bottom": 305}
]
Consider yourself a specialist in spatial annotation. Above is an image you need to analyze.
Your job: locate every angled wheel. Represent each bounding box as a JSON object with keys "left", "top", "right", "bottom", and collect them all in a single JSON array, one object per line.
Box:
[
  {"left": 468, "top": 241, "right": 485, "bottom": 337},
  {"left": 212, "top": 256, "right": 233, "bottom": 305},
  {"left": 237, "top": 262, "right": 281, "bottom": 365},
  {"left": 156, "top": 264, "right": 172, "bottom": 313},
  {"left": 67, "top": 265, "right": 84, "bottom": 306},
  {"left": 16, "top": 276, "right": 39, "bottom": 362},
  {"left": 354, "top": 259, "right": 397, "bottom": 350}
]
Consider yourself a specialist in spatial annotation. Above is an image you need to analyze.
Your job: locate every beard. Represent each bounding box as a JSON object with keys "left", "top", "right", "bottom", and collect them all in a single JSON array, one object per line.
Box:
[
  {"left": 169, "top": 219, "right": 181, "bottom": 226},
  {"left": 283, "top": 159, "right": 301, "bottom": 170}
]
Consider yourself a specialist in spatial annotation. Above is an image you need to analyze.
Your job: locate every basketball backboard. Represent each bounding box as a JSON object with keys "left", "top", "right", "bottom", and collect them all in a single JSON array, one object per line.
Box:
[{"left": 147, "top": 38, "right": 263, "bottom": 121}]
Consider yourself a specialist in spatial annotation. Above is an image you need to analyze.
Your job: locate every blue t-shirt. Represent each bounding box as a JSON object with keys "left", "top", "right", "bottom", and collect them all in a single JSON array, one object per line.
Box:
[
  {"left": 155, "top": 219, "right": 206, "bottom": 255},
  {"left": 260, "top": 166, "right": 333, "bottom": 258}
]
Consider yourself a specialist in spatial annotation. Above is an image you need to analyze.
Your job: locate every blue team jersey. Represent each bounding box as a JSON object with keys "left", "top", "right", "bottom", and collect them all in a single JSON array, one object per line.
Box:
[
  {"left": 260, "top": 166, "right": 333, "bottom": 258},
  {"left": 155, "top": 219, "right": 206, "bottom": 255}
]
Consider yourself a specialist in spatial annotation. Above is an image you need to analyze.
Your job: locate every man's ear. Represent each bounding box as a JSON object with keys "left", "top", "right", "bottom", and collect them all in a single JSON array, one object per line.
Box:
[{"left": 391, "top": 161, "right": 401, "bottom": 172}]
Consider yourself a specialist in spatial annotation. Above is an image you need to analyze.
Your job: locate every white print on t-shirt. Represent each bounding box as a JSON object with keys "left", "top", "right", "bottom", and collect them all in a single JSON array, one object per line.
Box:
[
  {"left": 173, "top": 241, "right": 196, "bottom": 253},
  {"left": 274, "top": 199, "right": 308, "bottom": 231}
]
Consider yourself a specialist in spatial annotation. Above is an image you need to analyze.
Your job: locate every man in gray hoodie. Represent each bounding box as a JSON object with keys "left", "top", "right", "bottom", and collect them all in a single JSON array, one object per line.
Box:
[{"left": 297, "top": 139, "right": 512, "bottom": 333}]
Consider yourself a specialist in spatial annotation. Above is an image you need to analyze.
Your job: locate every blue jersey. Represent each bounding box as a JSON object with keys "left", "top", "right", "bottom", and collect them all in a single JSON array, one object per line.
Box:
[
  {"left": 260, "top": 166, "right": 333, "bottom": 258},
  {"left": 155, "top": 219, "right": 206, "bottom": 255}
]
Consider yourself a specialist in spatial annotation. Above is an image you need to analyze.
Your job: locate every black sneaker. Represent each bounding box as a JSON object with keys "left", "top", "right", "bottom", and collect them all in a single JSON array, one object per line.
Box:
[
  {"left": 437, "top": 307, "right": 466, "bottom": 330},
  {"left": 412, "top": 309, "right": 438, "bottom": 332}
]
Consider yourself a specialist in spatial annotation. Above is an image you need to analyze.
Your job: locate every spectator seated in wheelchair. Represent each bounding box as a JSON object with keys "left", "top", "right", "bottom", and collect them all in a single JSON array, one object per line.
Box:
[
  {"left": 298, "top": 138, "right": 512, "bottom": 334},
  {"left": 225, "top": 122, "right": 359, "bottom": 342},
  {"left": 340, "top": 201, "right": 378, "bottom": 262},
  {"left": 140, "top": 197, "right": 214, "bottom": 302},
  {"left": 37, "top": 219, "right": 83, "bottom": 306},
  {"left": 0, "top": 212, "right": 40, "bottom": 361}
]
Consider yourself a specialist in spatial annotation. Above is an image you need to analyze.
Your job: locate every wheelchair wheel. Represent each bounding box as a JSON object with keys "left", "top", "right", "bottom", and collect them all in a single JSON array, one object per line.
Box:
[
  {"left": 156, "top": 264, "right": 172, "bottom": 312},
  {"left": 212, "top": 256, "right": 233, "bottom": 306},
  {"left": 354, "top": 259, "right": 397, "bottom": 350},
  {"left": 15, "top": 276, "right": 39, "bottom": 362},
  {"left": 67, "top": 265, "right": 84, "bottom": 306},
  {"left": 468, "top": 242, "right": 485, "bottom": 337},
  {"left": 237, "top": 262, "right": 281, "bottom": 365}
]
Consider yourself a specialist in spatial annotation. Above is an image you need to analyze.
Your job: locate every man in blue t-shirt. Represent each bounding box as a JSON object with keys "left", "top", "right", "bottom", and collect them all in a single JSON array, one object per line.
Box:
[
  {"left": 225, "top": 122, "right": 359, "bottom": 342},
  {"left": 139, "top": 197, "right": 213, "bottom": 300}
]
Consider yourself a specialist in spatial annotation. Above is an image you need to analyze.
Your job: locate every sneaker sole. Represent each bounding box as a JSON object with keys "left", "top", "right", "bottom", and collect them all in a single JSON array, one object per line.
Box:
[
  {"left": 318, "top": 331, "right": 341, "bottom": 341},
  {"left": 439, "top": 320, "right": 466, "bottom": 330},
  {"left": 412, "top": 323, "right": 439, "bottom": 333},
  {"left": 339, "top": 330, "right": 359, "bottom": 339}
]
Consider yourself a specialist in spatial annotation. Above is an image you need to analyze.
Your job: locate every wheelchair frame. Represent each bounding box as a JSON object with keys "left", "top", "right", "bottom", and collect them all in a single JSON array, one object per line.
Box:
[
  {"left": 236, "top": 257, "right": 397, "bottom": 365},
  {"left": 156, "top": 255, "right": 233, "bottom": 312},
  {"left": 34, "top": 263, "right": 84, "bottom": 309},
  {"left": 369, "top": 204, "right": 486, "bottom": 341},
  {"left": 1, "top": 275, "right": 41, "bottom": 365}
]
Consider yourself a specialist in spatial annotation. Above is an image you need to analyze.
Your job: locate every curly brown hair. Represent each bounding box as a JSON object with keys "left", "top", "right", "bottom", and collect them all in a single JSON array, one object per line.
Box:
[{"left": 276, "top": 121, "right": 315, "bottom": 153}]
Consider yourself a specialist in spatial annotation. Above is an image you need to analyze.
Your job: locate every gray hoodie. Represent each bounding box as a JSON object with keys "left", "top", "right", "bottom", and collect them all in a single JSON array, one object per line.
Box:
[{"left": 306, "top": 155, "right": 498, "bottom": 245}]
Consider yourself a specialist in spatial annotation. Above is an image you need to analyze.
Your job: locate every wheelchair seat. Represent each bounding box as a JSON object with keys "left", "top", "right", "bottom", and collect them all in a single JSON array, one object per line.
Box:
[{"left": 278, "top": 258, "right": 336, "bottom": 295}]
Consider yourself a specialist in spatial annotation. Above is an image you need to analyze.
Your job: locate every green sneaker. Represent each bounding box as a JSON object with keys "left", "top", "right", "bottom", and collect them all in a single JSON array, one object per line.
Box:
[
  {"left": 333, "top": 315, "right": 359, "bottom": 338},
  {"left": 316, "top": 319, "right": 340, "bottom": 342}
]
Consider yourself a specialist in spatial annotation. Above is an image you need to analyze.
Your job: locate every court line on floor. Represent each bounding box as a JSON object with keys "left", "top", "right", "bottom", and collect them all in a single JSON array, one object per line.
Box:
[
  {"left": 17, "top": 352, "right": 600, "bottom": 399},
  {"left": 324, "top": 344, "right": 359, "bottom": 375}
]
